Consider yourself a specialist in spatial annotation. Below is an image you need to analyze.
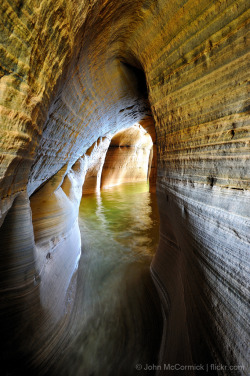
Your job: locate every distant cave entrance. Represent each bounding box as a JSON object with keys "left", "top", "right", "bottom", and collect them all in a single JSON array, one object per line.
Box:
[
  {"left": 82, "top": 60, "right": 157, "bottom": 195},
  {"left": 101, "top": 124, "right": 155, "bottom": 191},
  {"left": 117, "top": 60, "right": 157, "bottom": 192},
  {"left": 81, "top": 122, "right": 156, "bottom": 195}
]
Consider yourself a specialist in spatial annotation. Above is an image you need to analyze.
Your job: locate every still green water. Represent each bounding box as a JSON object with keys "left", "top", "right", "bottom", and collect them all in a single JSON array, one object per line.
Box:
[
  {"left": 79, "top": 182, "right": 160, "bottom": 260},
  {"left": 56, "top": 182, "right": 162, "bottom": 376}
]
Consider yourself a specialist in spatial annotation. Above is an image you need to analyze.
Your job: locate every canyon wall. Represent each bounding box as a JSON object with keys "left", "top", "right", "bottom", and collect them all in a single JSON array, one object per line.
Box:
[{"left": 0, "top": 0, "right": 249, "bottom": 375}]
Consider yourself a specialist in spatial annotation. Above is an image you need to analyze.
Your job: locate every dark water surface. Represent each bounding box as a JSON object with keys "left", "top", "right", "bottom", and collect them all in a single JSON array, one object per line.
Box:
[{"left": 56, "top": 182, "right": 162, "bottom": 376}]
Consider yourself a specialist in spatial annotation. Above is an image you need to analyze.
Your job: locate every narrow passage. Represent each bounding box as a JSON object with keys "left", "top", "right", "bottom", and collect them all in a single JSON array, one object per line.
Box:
[{"left": 57, "top": 182, "right": 162, "bottom": 376}]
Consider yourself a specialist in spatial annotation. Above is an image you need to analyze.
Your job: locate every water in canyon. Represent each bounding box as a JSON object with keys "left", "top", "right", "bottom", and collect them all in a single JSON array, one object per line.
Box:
[{"left": 56, "top": 182, "right": 163, "bottom": 376}]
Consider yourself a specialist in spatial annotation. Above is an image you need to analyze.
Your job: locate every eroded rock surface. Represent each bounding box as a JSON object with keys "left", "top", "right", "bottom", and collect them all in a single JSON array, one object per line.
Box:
[
  {"left": 0, "top": 0, "right": 249, "bottom": 375},
  {"left": 82, "top": 137, "right": 111, "bottom": 194}
]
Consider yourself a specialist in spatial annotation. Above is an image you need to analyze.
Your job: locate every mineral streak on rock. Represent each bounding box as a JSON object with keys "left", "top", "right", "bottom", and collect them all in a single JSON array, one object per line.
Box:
[{"left": 0, "top": 0, "right": 249, "bottom": 375}]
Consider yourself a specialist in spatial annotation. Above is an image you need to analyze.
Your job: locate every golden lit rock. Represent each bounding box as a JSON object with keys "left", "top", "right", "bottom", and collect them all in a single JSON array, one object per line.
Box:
[{"left": 101, "top": 125, "right": 153, "bottom": 189}]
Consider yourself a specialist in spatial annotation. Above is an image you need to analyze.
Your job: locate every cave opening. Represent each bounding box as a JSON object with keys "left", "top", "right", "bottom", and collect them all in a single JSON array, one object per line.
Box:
[
  {"left": 81, "top": 123, "right": 156, "bottom": 195},
  {"left": 81, "top": 58, "right": 158, "bottom": 196},
  {"left": 100, "top": 124, "right": 153, "bottom": 189}
]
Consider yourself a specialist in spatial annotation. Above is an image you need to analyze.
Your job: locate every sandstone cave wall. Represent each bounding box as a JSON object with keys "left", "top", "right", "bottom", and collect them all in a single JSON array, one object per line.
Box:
[
  {"left": 101, "top": 125, "right": 153, "bottom": 189},
  {"left": 0, "top": 0, "right": 249, "bottom": 374}
]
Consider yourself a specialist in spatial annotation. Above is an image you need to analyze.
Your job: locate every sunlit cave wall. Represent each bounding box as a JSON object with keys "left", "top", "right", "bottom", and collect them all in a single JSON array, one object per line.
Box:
[
  {"left": 0, "top": 0, "right": 249, "bottom": 375},
  {"left": 101, "top": 124, "right": 153, "bottom": 189},
  {"left": 82, "top": 124, "right": 154, "bottom": 194}
]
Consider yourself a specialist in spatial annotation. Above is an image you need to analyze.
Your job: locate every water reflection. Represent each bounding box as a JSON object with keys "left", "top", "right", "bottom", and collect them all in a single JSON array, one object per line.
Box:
[
  {"left": 55, "top": 182, "right": 162, "bottom": 376},
  {"left": 80, "top": 182, "right": 160, "bottom": 258}
]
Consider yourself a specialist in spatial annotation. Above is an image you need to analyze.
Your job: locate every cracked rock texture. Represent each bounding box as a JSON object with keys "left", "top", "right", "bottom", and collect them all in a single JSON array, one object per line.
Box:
[{"left": 0, "top": 0, "right": 249, "bottom": 375}]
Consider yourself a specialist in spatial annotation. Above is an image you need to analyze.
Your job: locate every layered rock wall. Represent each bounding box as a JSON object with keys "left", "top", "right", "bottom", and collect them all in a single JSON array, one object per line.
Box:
[
  {"left": 0, "top": 0, "right": 96, "bottom": 211},
  {"left": 0, "top": 0, "right": 249, "bottom": 374}
]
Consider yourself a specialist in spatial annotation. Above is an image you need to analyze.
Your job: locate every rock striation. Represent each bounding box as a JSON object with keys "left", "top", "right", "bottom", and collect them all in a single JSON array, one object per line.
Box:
[{"left": 0, "top": 0, "right": 249, "bottom": 375}]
